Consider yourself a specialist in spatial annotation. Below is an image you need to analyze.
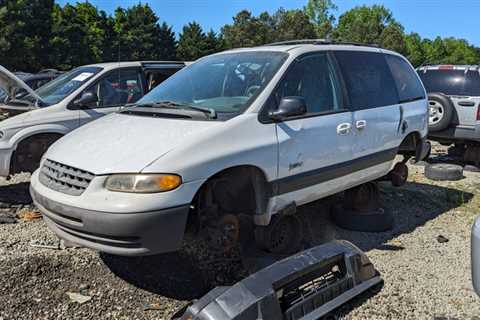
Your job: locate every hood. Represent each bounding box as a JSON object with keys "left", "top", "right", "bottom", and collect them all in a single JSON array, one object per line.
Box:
[
  {"left": 45, "top": 113, "right": 221, "bottom": 175},
  {"left": 0, "top": 65, "right": 43, "bottom": 109}
]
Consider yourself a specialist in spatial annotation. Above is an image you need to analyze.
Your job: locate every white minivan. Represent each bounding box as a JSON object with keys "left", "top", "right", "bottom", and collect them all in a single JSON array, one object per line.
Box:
[
  {"left": 0, "top": 62, "right": 186, "bottom": 176},
  {"left": 30, "top": 41, "right": 430, "bottom": 256}
]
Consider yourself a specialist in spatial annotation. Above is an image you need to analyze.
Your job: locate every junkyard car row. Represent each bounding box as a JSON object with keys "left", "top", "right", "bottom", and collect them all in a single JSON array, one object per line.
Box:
[{"left": 1, "top": 39, "right": 480, "bottom": 319}]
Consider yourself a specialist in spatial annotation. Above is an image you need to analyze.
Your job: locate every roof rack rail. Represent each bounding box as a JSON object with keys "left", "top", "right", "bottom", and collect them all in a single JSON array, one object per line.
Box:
[{"left": 264, "top": 39, "right": 380, "bottom": 48}]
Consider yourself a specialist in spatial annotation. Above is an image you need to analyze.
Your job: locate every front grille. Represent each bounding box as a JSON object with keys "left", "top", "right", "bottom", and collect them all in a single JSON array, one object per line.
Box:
[{"left": 39, "top": 159, "right": 94, "bottom": 196}]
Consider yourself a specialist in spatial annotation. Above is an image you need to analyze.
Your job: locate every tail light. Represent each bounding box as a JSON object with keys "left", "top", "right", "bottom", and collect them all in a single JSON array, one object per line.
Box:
[{"left": 477, "top": 104, "right": 480, "bottom": 121}]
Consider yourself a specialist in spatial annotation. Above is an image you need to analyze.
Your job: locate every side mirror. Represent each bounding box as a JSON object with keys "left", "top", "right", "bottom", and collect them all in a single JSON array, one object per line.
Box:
[
  {"left": 73, "top": 91, "right": 98, "bottom": 108},
  {"left": 269, "top": 96, "right": 307, "bottom": 121}
]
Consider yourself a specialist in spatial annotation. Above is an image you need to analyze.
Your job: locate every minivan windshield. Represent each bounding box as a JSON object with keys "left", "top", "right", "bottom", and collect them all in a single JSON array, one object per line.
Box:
[
  {"left": 136, "top": 51, "right": 288, "bottom": 115},
  {"left": 22, "top": 66, "right": 102, "bottom": 106}
]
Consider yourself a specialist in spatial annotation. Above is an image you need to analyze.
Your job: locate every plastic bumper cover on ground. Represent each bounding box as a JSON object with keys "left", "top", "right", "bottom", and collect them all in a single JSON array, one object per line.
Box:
[{"left": 30, "top": 185, "right": 190, "bottom": 256}]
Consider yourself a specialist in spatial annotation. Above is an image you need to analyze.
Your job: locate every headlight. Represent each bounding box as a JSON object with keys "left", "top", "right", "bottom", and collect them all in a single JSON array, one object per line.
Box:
[
  {"left": 0, "top": 130, "right": 4, "bottom": 139},
  {"left": 105, "top": 174, "right": 182, "bottom": 193}
]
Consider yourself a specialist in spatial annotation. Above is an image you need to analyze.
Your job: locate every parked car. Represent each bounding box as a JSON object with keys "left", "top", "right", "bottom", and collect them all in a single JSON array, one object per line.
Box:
[
  {"left": 30, "top": 40, "right": 430, "bottom": 256},
  {"left": 0, "top": 68, "right": 62, "bottom": 104},
  {"left": 0, "top": 61, "right": 187, "bottom": 176},
  {"left": 417, "top": 65, "right": 480, "bottom": 146},
  {"left": 473, "top": 216, "right": 480, "bottom": 296}
]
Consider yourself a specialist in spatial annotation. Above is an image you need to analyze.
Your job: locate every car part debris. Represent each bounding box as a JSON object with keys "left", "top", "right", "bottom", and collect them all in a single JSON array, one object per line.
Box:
[
  {"left": 29, "top": 239, "right": 63, "bottom": 250},
  {"left": 437, "top": 235, "right": 449, "bottom": 243},
  {"left": 66, "top": 292, "right": 92, "bottom": 304},
  {"left": 331, "top": 205, "right": 393, "bottom": 233},
  {"left": 143, "top": 302, "right": 164, "bottom": 311},
  {"left": 425, "top": 163, "right": 464, "bottom": 181},
  {"left": 171, "top": 240, "right": 382, "bottom": 320},
  {"left": 19, "top": 210, "right": 42, "bottom": 221}
]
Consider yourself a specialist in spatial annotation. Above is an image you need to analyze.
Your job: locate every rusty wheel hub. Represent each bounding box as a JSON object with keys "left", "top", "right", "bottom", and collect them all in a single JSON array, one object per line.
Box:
[{"left": 206, "top": 214, "right": 240, "bottom": 252}]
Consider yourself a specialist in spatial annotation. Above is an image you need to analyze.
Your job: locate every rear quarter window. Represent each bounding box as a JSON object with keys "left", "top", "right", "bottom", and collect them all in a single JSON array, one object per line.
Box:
[
  {"left": 417, "top": 70, "right": 467, "bottom": 96},
  {"left": 334, "top": 51, "right": 399, "bottom": 109},
  {"left": 385, "top": 55, "right": 425, "bottom": 102},
  {"left": 465, "top": 71, "right": 480, "bottom": 96}
]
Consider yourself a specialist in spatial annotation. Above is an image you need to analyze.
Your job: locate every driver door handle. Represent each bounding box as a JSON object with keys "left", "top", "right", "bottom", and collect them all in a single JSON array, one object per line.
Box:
[
  {"left": 356, "top": 120, "right": 367, "bottom": 130},
  {"left": 337, "top": 123, "right": 351, "bottom": 135}
]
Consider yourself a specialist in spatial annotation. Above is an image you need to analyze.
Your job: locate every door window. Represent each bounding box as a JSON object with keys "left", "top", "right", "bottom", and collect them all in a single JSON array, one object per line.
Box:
[
  {"left": 85, "top": 68, "right": 143, "bottom": 108},
  {"left": 335, "top": 51, "right": 399, "bottom": 109},
  {"left": 272, "top": 53, "right": 343, "bottom": 114},
  {"left": 385, "top": 55, "right": 425, "bottom": 102}
]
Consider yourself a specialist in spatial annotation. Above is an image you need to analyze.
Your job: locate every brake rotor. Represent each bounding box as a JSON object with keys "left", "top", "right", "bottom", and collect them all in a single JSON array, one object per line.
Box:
[{"left": 206, "top": 214, "right": 241, "bottom": 253}]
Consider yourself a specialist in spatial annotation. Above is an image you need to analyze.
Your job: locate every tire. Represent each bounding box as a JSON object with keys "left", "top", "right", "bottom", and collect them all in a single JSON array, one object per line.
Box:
[
  {"left": 331, "top": 205, "right": 393, "bottom": 232},
  {"left": 424, "top": 163, "right": 463, "bottom": 181},
  {"left": 428, "top": 93, "right": 454, "bottom": 132}
]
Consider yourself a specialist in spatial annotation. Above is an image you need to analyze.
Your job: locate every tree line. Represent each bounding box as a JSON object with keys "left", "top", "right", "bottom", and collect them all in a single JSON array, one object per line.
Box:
[{"left": 0, "top": 0, "right": 478, "bottom": 72}]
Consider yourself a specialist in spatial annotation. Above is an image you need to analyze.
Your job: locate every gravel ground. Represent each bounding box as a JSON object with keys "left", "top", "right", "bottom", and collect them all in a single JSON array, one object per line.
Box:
[{"left": 1, "top": 146, "right": 479, "bottom": 320}]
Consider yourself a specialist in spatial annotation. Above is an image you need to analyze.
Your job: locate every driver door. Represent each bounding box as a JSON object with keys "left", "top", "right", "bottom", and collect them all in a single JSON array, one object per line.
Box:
[
  {"left": 271, "top": 52, "right": 355, "bottom": 208},
  {"left": 78, "top": 68, "right": 143, "bottom": 125}
]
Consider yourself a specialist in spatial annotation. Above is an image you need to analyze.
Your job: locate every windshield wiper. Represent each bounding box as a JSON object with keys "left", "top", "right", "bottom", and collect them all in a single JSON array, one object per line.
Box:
[{"left": 126, "top": 101, "right": 217, "bottom": 119}]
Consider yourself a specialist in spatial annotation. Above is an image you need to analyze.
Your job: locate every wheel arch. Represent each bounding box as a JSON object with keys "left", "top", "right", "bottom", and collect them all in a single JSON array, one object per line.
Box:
[{"left": 187, "top": 164, "right": 271, "bottom": 229}]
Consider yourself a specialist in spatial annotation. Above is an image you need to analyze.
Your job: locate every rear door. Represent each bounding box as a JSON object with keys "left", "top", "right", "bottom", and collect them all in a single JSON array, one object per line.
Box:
[
  {"left": 334, "top": 51, "right": 401, "bottom": 177},
  {"left": 78, "top": 68, "right": 143, "bottom": 125}
]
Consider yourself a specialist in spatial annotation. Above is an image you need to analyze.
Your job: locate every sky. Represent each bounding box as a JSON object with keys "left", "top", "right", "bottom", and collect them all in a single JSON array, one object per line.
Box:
[{"left": 57, "top": 0, "right": 480, "bottom": 46}]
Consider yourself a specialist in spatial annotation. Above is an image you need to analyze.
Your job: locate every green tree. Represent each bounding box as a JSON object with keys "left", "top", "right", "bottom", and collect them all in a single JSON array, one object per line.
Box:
[
  {"left": 379, "top": 22, "right": 406, "bottom": 55},
  {"left": 405, "top": 33, "right": 426, "bottom": 67},
  {"left": 335, "top": 5, "right": 396, "bottom": 44},
  {"left": 50, "top": 3, "right": 112, "bottom": 69},
  {"left": 205, "top": 30, "right": 223, "bottom": 55},
  {"left": 0, "top": 0, "right": 54, "bottom": 71},
  {"left": 304, "top": 0, "right": 337, "bottom": 38},
  {"left": 177, "top": 22, "right": 208, "bottom": 60},
  {"left": 157, "top": 22, "right": 177, "bottom": 60},
  {"left": 274, "top": 8, "right": 317, "bottom": 41},
  {"left": 114, "top": 4, "right": 176, "bottom": 61},
  {"left": 221, "top": 10, "right": 275, "bottom": 48},
  {"left": 442, "top": 38, "right": 478, "bottom": 65}
]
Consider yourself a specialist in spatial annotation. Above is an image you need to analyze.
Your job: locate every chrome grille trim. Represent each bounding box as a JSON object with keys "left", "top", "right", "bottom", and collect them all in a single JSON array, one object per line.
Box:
[{"left": 39, "top": 159, "right": 94, "bottom": 196}]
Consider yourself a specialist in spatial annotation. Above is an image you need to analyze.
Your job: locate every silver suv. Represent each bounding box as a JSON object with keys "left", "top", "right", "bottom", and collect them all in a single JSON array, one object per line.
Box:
[{"left": 417, "top": 65, "right": 480, "bottom": 147}]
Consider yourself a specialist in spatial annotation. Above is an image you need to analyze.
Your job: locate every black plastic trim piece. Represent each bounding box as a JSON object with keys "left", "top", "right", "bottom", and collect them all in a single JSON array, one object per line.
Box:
[{"left": 269, "top": 148, "right": 398, "bottom": 196}]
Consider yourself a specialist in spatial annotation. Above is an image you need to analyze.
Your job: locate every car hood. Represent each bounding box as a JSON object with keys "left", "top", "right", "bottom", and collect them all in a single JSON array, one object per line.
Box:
[
  {"left": 0, "top": 65, "right": 42, "bottom": 108},
  {"left": 45, "top": 113, "right": 221, "bottom": 175}
]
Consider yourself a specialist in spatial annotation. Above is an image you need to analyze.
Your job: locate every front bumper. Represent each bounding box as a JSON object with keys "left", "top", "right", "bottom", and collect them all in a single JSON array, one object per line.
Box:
[{"left": 30, "top": 184, "right": 190, "bottom": 256}]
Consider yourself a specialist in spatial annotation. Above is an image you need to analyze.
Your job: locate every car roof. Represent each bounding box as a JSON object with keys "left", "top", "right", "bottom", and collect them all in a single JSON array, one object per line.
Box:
[
  {"left": 82, "top": 61, "right": 189, "bottom": 70},
  {"left": 218, "top": 39, "right": 400, "bottom": 57}
]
